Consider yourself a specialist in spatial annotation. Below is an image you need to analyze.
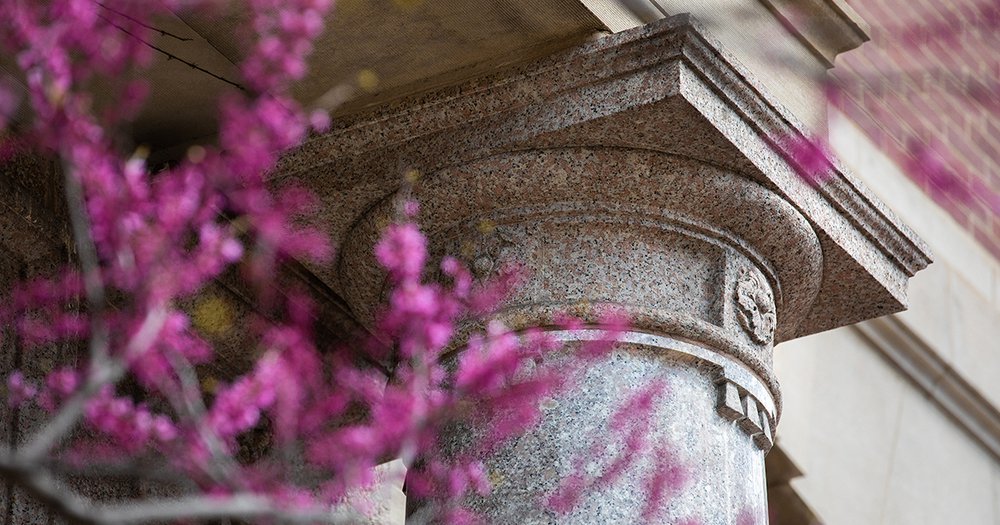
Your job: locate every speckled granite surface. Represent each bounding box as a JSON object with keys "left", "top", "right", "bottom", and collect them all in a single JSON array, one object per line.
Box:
[{"left": 445, "top": 336, "right": 769, "bottom": 525}]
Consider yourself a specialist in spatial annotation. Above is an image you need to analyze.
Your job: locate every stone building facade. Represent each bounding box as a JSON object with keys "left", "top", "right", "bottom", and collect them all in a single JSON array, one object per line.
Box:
[
  {"left": 4, "top": 0, "right": 997, "bottom": 523},
  {"left": 772, "top": 0, "right": 1000, "bottom": 522}
]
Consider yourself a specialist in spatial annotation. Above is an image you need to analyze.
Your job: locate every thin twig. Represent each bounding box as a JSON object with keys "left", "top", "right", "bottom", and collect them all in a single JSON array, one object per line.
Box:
[
  {"left": 97, "top": 14, "right": 245, "bottom": 91},
  {"left": 164, "top": 352, "right": 245, "bottom": 488},
  {"left": 96, "top": 2, "right": 194, "bottom": 42}
]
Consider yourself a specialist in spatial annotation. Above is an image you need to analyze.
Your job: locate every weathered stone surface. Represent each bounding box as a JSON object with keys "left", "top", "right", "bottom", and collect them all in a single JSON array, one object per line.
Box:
[
  {"left": 587, "top": 0, "right": 863, "bottom": 132},
  {"left": 0, "top": 149, "right": 78, "bottom": 522}
]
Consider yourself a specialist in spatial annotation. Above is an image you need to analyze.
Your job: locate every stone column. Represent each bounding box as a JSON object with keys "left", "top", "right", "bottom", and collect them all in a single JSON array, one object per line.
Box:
[
  {"left": 282, "top": 13, "right": 931, "bottom": 525},
  {"left": 340, "top": 148, "right": 821, "bottom": 523}
]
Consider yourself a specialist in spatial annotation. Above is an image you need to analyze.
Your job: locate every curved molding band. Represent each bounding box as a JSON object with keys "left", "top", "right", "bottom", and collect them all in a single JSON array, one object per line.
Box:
[
  {"left": 340, "top": 148, "right": 822, "bottom": 407},
  {"left": 554, "top": 329, "right": 777, "bottom": 449}
]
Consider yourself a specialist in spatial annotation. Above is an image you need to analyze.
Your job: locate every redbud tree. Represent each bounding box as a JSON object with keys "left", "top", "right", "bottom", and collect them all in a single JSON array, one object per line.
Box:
[{"left": 0, "top": 2, "right": 681, "bottom": 524}]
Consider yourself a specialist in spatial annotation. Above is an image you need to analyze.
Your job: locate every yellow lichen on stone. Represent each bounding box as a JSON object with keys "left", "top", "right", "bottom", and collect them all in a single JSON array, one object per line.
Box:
[{"left": 193, "top": 295, "right": 233, "bottom": 337}]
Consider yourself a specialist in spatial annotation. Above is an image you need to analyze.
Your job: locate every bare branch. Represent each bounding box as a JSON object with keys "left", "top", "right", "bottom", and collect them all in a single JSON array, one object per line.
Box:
[
  {"left": 0, "top": 452, "right": 109, "bottom": 525},
  {"left": 163, "top": 351, "right": 244, "bottom": 487},
  {"left": 63, "top": 161, "right": 110, "bottom": 365},
  {"left": 96, "top": 14, "right": 245, "bottom": 91},
  {"left": 16, "top": 307, "right": 167, "bottom": 462},
  {"left": 93, "top": 494, "right": 360, "bottom": 525},
  {"left": 0, "top": 451, "right": 359, "bottom": 525},
  {"left": 96, "top": 2, "right": 194, "bottom": 42}
]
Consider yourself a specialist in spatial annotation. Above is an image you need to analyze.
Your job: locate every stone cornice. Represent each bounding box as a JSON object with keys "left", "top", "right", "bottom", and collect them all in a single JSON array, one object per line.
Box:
[
  {"left": 580, "top": 0, "right": 869, "bottom": 67},
  {"left": 279, "top": 14, "right": 931, "bottom": 339},
  {"left": 671, "top": 16, "right": 930, "bottom": 278},
  {"left": 758, "top": 0, "right": 870, "bottom": 67},
  {"left": 854, "top": 315, "right": 1000, "bottom": 463}
]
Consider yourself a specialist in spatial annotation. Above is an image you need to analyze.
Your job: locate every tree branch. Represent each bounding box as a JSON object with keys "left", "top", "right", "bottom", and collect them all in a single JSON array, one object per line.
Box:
[
  {"left": 163, "top": 351, "right": 243, "bottom": 487},
  {"left": 97, "top": 14, "right": 245, "bottom": 91},
  {"left": 0, "top": 451, "right": 359, "bottom": 525},
  {"left": 15, "top": 307, "right": 167, "bottom": 463},
  {"left": 63, "top": 161, "right": 110, "bottom": 365},
  {"left": 94, "top": 494, "right": 360, "bottom": 524},
  {"left": 96, "top": 2, "right": 194, "bottom": 42}
]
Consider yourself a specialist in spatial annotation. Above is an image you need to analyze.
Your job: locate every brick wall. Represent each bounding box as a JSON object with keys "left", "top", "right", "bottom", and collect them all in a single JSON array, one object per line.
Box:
[{"left": 835, "top": 0, "right": 1000, "bottom": 257}]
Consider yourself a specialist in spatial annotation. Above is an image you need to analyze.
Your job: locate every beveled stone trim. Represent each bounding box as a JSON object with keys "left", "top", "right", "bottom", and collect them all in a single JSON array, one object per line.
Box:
[
  {"left": 854, "top": 316, "right": 1000, "bottom": 463},
  {"left": 755, "top": 410, "right": 774, "bottom": 450},
  {"left": 758, "top": 0, "right": 870, "bottom": 67},
  {"left": 739, "top": 395, "right": 764, "bottom": 435},
  {"left": 716, "top": 378, "right": 775, "bottom": 452},
  {"left": 674, "top": 23, "right": 930, "bottom": 279},
  {"left": 672, "top": 25, "right": 932, "bottom": 334},
  {"left": 717, "top": 380, "right": 744, "bottom": 421}
]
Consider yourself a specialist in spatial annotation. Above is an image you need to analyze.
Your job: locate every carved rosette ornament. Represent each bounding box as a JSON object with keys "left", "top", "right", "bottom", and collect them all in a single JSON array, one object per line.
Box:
[
  {"left": 466, "top": 223, "right": 516, "bottom": 279},
  {"left": 438, "top": 221, "right": 516, "bottom": 280},
  {"left": 735, "top": 268, "right": 777, "bottom": 345}
]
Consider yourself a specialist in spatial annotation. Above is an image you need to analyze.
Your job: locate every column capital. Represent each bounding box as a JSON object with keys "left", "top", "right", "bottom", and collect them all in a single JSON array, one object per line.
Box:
[{"left": 281, "top": 13, "right": 930, "bottom": 342}]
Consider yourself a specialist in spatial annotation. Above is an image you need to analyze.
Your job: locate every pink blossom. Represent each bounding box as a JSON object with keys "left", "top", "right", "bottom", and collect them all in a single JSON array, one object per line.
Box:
[
  {"left": 84, "top": 388, "right": 176, "bottom": 453},
  {"left": 46, "top": 368, "right": 79, "bottom": 396},
  {"left": 0, "top": 1, "right": 680, "bottom": 522},
  {"left": 6, "top": 371, "right": 37, "bottom": 408},
  {"left": 208, "top": 374, "right": 277, "bottom": 440},
  {"left": 785, "top": 135, "right": 834, "bottom": 185},
  {"left": 375, "top": 223, "right": 427, "bottom": 281}
]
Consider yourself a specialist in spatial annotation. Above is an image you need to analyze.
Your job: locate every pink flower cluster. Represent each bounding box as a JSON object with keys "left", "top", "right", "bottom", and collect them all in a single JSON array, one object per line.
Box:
[
  {"left": 6, "top": 372, "right": 37, "bottom": 408},
  {"left": 0, "top": 0, "right": 337, "bottom": 501},
  {"left": 243, "top": 0, "right": 332, "bottom": 92},
  {"left": 37, "top": 367, "right": 80, "bottom": 412},
  {"left": 85, "top": 387, "right": 178, "bottom": 453},
  {"left": 0, "top": 1, "right": 686, "bottom": 523}
]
